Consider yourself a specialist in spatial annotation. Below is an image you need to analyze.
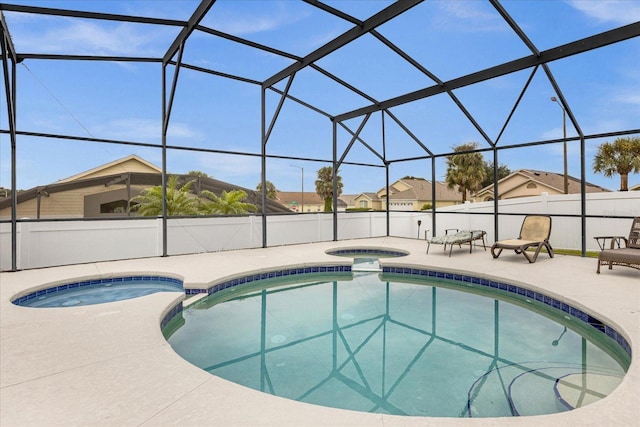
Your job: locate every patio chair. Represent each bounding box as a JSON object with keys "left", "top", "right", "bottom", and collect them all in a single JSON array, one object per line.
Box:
[
  {"left": 595, "top": 216, "right": 640, "bottom": 274},
  {"left": 491, "top": 215, "right": 554, "bottom": 263},
  {"left": 426, "top": 229, "right": 486, "bottom": 257}
]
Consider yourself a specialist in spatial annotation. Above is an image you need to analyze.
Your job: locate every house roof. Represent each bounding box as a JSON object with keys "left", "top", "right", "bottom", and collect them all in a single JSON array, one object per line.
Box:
[
  {"left": 475, "top": 169, "right": 610, "bottom": 198},
  {"left": 0, "top": 168, "right": 291, "bottom": 214},
  {"left": 352, "top": 192, "right": 377, "bottom": 201},
  {"left": 382, "top": 178, "right": 466, "bottom": 202},
  {"left": 276, "top": 191, "right": 347, "bottom": 208},
  {"left": 276, "top": 191, "right": 324, "bottom": 205},
  {"left": 57, "top": 155, "right": 161, "bottom": 183}
]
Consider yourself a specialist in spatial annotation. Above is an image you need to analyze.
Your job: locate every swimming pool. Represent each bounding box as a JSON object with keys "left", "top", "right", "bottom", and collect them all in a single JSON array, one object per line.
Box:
[
  {"left": 12, "top": 276, "right": 184, "bottom": 308},
  {"left": 164, "top": 269, "right": 629, "bottom": 418}
]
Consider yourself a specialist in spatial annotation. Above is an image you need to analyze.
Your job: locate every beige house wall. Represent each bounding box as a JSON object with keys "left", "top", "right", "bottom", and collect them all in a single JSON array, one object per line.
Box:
[
  {"left": 0, "top": 184, "right": 131, "bottom": 219},
  {"left": 503, "top": 183, "right": 560, "bottom": 199},
  {"left": 475, "top": 175, "right": 561, "bottom": 201},
  {"left": 352, "top": 195, "right": 374, "bottom": 210}
]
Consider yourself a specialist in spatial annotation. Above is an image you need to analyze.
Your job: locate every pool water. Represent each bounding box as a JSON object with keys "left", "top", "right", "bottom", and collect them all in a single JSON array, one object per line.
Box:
[
  {"left": 164, "top": 272, "right": 628, "bottom": 418},
  {"left": 14, "top": 276, "right": 183, "bottom": 308}
]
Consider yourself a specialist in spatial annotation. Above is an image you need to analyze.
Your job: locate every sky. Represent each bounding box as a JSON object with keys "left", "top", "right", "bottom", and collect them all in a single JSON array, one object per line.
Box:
[{"left": 0, "top": 0, "right": 639, "bottom": 197}]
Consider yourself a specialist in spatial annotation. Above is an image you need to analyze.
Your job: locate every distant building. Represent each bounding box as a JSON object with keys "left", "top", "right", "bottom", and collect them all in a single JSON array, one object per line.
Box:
[
  {"left": 0, "top": 155, "right": 290, "bottom": 219},
  {"left": 473, "top": 169, "right": 610, "bottom": 202},
  {"left": 352, "top": 177, "right": 467, "bottom": 211},
  {"left": 275, "top": 191, "right": 347, "bottom": 212}
]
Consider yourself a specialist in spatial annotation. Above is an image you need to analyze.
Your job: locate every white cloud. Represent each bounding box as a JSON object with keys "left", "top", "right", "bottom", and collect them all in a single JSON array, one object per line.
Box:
[
  {"left": 212, "top": 2, "right": 310, "bottom": 36},
  {"left": 434, "top": 1, "right": 506, "bottom": 32},
  {"left": 614, "top": 92, "right": 640, "bottom": 106},
  {"left": 567, "top": 0, "right": 640, "bottom": 25},
  {"left": 11, "top": 16, "right": 173, "bottom": 57},
  {"left": 92, "top": 118, "right": 202, "bottom": 143}
]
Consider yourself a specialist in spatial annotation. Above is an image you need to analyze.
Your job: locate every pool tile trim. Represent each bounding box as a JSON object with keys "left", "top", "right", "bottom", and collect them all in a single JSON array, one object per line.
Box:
[
  {"left": 183, "top": 265, "right": 353, "bottom": 296},
  {"left": 382, "top": 265, "right": 632, "bottom": 357}
]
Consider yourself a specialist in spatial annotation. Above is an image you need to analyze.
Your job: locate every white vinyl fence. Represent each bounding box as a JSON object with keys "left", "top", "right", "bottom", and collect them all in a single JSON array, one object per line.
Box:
[{"left": 1, "top": 192, "right": 637, "bottom": 270}]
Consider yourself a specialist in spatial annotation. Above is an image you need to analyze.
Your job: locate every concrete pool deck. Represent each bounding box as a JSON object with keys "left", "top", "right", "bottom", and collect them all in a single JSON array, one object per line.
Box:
[{"left": 1, "top": 237, "right": 638, "bottom": 426}]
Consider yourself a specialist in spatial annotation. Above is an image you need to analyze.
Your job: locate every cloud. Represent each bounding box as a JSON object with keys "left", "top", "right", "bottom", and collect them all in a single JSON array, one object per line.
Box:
[
  {"left": 10, "top": 16, "right": 173, "bottom": 57},
  {"left": 614, "top": 92, "right": 640, "bottom": 106},
  {"left": 212, "top": 2, "right": 310, "bottom": 36},
  {"left": 92, "top": 118, "right": 203, "bottom": 143},
  {"left": 567, "top": 0, "right": 640, "bottom": 25},
  {"left": 434, "top": 1, "right": 506, "bottom": 32}
]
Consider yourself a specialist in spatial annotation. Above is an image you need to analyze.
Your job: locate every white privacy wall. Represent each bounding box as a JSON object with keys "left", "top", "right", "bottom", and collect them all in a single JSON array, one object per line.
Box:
[{"left": 1, "top": 192, "right": 638, "bottom": 270}]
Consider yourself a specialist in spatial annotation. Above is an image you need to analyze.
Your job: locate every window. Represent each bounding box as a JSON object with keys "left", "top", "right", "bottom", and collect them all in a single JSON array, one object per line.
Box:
[{"left": 100, "top": 200, "right": 128, "bottom": 214}]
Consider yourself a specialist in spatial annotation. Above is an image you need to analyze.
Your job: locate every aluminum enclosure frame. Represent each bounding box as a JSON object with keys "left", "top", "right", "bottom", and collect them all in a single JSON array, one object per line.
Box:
[{"left": 1, "top": 0, "right": 639, "bottom": 271}]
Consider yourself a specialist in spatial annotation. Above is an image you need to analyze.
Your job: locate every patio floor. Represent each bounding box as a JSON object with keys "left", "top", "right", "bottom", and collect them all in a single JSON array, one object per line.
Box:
[{"left": 1, "top": 237, "right": 638, "bottom": 426}]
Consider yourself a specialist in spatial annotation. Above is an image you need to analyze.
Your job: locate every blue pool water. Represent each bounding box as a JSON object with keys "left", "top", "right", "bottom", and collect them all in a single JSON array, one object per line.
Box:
[
  {"left": 164, "top": 271, "right": 629, "bottom": 418},
  {"left": 13, "top": 276, "right": 183, "bottom": 308}
]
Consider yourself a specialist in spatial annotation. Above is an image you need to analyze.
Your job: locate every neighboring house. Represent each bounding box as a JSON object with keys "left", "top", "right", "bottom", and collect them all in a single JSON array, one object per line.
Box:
[
  {"left": 473, "top": 169, "right": 610, "bottom": 202},
  {"left": 629, "top": 183, "right": 640, "bottom": 191},
  {"left": 0, "top": 155, "right": 290, "bottom": 219},
  {"left": 353, "top": 178, "right": 466, "bottom": 211},
  {"left": 275, "top": 191, "right": 347, "bottom": 212},
  {"left": 339, "top": 194, "right": 359, "bottom": 210},
  {"left": 351, "top": 192, "right": 378, "bottom": 210}
]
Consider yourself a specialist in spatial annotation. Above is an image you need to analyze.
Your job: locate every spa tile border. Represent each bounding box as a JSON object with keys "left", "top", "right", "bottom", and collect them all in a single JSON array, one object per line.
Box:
[
  {"left": 184, "top": 265, "right": 353, "bottom": 296},
  {"left": 13, "top": 276, "right": 183, "bottom": 306},
  {"left": 382, "top": 266, "right": 632, "bottom": 357}
]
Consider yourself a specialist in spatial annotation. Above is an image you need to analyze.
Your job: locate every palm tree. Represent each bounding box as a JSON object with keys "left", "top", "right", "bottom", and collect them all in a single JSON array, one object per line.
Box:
[
  {"left": 256, "top": 180, "right": 278, "bottom": 200},
  {"left": 445, "top": 142, "right": 487, "bottom": 202},
  {"left": 130, "top": 175, "right": 200, "bottom": 216},
  {"left": 593, "top": 137, "right": 640, "bottom": 191},
  {"left": 315, "top": 166, "right": 343, "bottom": 211},
  {"left": 199, "top": 189, "right": 257, "bottom": 215}
]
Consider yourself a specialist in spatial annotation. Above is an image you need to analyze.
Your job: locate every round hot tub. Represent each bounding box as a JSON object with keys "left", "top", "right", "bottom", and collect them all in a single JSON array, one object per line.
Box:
[{"left": 12, "top": 276, "right": 183, "bottom": 308}]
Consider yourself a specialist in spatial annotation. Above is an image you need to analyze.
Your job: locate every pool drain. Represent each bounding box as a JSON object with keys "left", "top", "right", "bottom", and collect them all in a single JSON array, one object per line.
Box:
[{"left": 271, "top": 335, "right": 286, "bottom": 344}]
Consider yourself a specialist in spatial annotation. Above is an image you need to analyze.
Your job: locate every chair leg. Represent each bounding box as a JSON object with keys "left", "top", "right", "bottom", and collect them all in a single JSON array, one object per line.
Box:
[
  {"left": 545, "top": 242, "right": 554, "bottom": 258},
  {"left": 426, "top": 241, "right": 431, "bottom": 254},
  {"left": 491, "top": 246, "right": 502, "bottom": 259},
  {"left": 526, "top": 245, "right": 542, "bottom": 263}
]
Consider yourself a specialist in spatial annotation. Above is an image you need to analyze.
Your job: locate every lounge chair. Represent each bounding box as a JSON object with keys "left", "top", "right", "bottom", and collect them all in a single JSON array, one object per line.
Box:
[
  {"left": 426, "top": 229, "right": 486, "bottom": 257},
  {"left": 595, "top": 216, "right": 640, "bottom": 274},
  {"left": 491, "top": 215, "right": 554, "bottom": 263}
]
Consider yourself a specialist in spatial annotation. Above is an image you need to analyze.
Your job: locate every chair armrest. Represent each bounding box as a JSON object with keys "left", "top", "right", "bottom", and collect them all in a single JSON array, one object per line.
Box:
[
  {"left": 593, "top": 236, "right": 628, "bottom": 250},
  {"left": 445, "top": 228, "right": 459, "bottom": 235}
]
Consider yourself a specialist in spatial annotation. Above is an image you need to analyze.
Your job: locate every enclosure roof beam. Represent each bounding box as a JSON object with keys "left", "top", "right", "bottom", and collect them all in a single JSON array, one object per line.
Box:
[
  {"left": 196, "top": 25, "right": 301, "bottom": 61},
  {"left": 0, "top": 12, "right": 16, "bottom": 62},
  {"left": 0, "top": 3, "right": 185, "bottom": 26},
  {"left": 489, "top": 0, "right": 539, "bottom": 57},
  {"left": 263, "top": 0, "right": 423, "bottom": 88},
  {"left": 335, "top": 21, "right": 640, "bottom": 122},
  {"left": 17, "top": 53, "right": 162, "bottom": 62},
  {"left": 163, "top": 0, "right": 215, "bottom": 64}
]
